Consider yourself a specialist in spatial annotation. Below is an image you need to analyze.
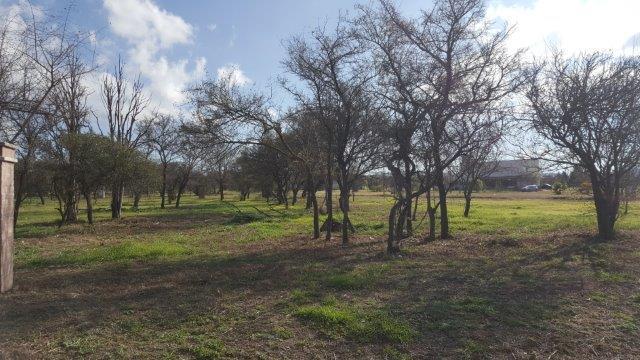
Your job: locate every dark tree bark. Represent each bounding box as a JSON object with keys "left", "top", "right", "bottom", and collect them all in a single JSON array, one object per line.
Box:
[
  {"left": 84, "top": 191, "right": 94, "bottom": 224},
  {"left": 160, "top": 163, "right": 168, "bottom": 209},
  {"left": 111, "top": 182, "right": 124, "bottom": 219}
]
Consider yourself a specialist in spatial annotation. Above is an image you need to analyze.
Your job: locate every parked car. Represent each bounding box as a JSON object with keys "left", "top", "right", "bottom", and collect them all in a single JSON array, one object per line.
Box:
[
  {"left": 540, "top": 183, "right": 552, "bottom": 190},
  {"left": 521, "top": 184, "right": 539, "bottom": 192}
]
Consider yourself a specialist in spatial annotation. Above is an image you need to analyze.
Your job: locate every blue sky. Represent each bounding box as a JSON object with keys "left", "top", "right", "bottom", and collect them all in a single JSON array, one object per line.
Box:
[{"left": 3, "top": 0, "right": 640, "bottom": 114}]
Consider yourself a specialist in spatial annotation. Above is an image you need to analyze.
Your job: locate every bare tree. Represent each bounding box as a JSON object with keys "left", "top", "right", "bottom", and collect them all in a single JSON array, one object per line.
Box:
[
  {"left": 453, "top": 128, "right": 501, "bottom": 218},
  {"left": 46, "top": 52, "right": 92, "bottom": 224},
  {"left": 173, "top": 126, "right": 207, "bottom": 208},
  {"left": 283, "top": 20, "right": 382, "bottom": 245},
  {"left": 356, "top": 4, "right": 425, "bottom": 252},
  {"left": 377, "top": 0, "right": 523, "bottom": 239},
  {"left": 0, "top": 3, "right": 92, "bottom": 225},
  {"left": 521, "top": 52, "right": 640, "bottom": 240},
  {"left": 100, "top": 56, "right": 149, "bottom": 218},
  {"left": 0, "top": 3, "right": 90, "bottom": 142},
  {"left": 203, "top": 143, "right": 238, "bottom": 201},
  {"left": 189, "top": 73, "right": 325, "bottom": 239},
  {"left": 142, "top": 113, "right": 179, "bottom": 209}
]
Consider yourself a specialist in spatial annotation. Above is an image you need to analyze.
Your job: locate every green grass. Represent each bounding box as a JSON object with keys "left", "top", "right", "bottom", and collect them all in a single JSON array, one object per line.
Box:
[
  {"left": 5, "top": 191, "right": 640, "bottom": 358},
  {"left": 325, "top": 263, "right": 391, "bottom": 290},
  {"left": 191, "top": 337, "right": 226, "bottom": 360},
  {"left": 13, "top": 192, "right": 640, "bottom": 270},
  {"left": 22, "top": 240, "right": 193, "bottom": 267},
  {"left": 294, "top": 301, "right": 415, "bottom": 343}
]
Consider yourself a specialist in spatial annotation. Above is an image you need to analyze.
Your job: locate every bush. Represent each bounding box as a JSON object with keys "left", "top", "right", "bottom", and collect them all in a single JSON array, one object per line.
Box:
[{"left": 552, "top": 181, "right": 567, "bottom": 195}]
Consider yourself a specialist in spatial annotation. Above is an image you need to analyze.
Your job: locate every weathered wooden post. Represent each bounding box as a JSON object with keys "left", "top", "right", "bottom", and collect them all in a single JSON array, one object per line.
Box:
[{"left": 0, "top": 142, "right": 16, "bottom": 293}]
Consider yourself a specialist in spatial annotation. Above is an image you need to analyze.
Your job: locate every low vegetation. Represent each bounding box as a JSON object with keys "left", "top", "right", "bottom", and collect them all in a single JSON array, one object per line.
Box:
[{"left": 1, "top": 191, "right": 640, "bottom": 359}]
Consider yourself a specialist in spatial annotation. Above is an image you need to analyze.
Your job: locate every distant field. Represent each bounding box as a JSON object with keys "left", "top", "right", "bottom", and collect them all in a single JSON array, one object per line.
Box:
[{"left": 2, "top": 191, "right": 640, "bottom": 359}]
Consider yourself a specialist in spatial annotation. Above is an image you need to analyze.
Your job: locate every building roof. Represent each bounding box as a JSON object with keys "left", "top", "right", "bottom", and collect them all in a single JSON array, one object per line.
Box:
[{"left": 485, "top": 159, "right": 540, "bottom": 179}]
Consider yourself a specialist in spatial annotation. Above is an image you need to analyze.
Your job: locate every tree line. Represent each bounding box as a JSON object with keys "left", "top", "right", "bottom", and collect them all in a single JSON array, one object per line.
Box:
[{"left": 1, "top": 0, "right": 639, "bottom": 252}]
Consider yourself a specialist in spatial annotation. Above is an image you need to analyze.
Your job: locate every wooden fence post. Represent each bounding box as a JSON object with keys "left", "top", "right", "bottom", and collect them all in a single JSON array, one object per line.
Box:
[{"left": 0, "top": 142, "right": 17, "bottom": 293}]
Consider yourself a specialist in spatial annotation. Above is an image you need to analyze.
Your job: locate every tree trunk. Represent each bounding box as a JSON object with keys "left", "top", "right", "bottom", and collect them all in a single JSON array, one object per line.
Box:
[
  {"left": 463, "top": 190, "right": 472, "bottom": 218},
  {"left": 426, "top": 190, "right": 436, "bottom": 242},
  {"left": 404, "top": 166, "right": 413, "bottom": 236},
  {"left": 312, "top": 192, "right": 320, "bottom": 239},
  {"left": 160, "top": 164, "right": 167, "bottom": 209},
  {"left": 325, "top": 152, "right": 333, "bottom": 241},
  {"left": 14, "top": 164, "right": 28, "bottom": 227},
  {"left": 387, "top": 202, "right": 401, "bottom": 254},
  {"left": 305, "top": 189, "right": 312, "bottom": 209},
  {"left": 593, "top": 189, "right": 618, "bottom": 240},
  {"left": 63, "top": 189, "right": 78, "bottom": 223},
  {"left": 133, "top": 192, "right": 142, "bottom": 209},
  {"left": 219, "top": 180, "right": 224, "bottom": 201},
  {"left": 84, "top": 192, "right": 94, "bottom": 224},
  {"left": 340, "top": 185, "right": 350, "bottom": 246},
  {"left": 111, "top": 182, "right": 123, "bottom": 219},
  {"left": 176, "top": 183, "right": 186, "bottom": 208},
  {"left": 436, "top": 172, "right": 450, "bottom": 239}
]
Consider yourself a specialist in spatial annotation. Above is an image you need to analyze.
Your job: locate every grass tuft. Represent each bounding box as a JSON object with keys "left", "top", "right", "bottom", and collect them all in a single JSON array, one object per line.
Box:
[
  {"left": 191, "top": 337, "right": 226, "bottom": 360},
  {"left": 224, "top": 212, "right": 265, "bottom": 225},
  {"left": 294, "top": 303, "right": 414, "bottom": 343}
]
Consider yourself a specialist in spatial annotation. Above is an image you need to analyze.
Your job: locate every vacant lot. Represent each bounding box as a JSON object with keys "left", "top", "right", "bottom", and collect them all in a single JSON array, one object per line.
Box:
[{"left": 1, "top": 191, "right": 640, "bottom": 359}]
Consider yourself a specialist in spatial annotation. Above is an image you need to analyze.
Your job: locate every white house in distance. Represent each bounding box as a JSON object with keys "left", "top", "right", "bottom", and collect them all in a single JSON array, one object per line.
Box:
[{"left": 482, "top": 159, "right": 541, "bottom": 190}]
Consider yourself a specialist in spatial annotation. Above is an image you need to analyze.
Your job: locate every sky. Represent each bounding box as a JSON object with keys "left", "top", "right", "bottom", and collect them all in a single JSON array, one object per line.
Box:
[{"left": 3, "top": 0, "right": 640, "bottom": 115}]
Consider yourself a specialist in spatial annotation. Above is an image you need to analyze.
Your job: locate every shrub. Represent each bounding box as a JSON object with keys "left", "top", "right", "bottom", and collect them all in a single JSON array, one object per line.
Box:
[{"left": 552, "top": 181, "right": 567, "bottom": 195}]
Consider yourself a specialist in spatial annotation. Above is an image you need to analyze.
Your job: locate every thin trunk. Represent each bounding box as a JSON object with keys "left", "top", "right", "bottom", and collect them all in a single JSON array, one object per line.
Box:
[
  {"left": 111, "top": 182, "right": 123, "bottom": 219},
  {"left": 436, "top": 173, "right": 450, "bottom": 239},
  {"left": 312, "top": 192, "right": 320, "bottom": 239},
  {"left": 160, "top": 164, "right": 167, "bottom": 209},
  {"left": 292, "top": 188, "right": 299, "bottom": 205},
  {"left": 305, "top": 188, "right": 312, "bottom": 209},
  {"left": 133, "top": 192, "right": 142, "bottom": 209},
  {"left": 325, "top": 151, "right": 333, "bottom": 241},
  {"left": 84, "top": 191, "right": 94, "bottom": 224},
  {"left": 340, "top": 184, "right": 349, "bottom": 246},
  {"left": 426, "top": 190, "right": 436, "bottom": 242},
  {"left": 14, "top": 162, "right": 28, "bottom": 227},
  {"left": 387, "top": 202, "right": 400, "bottom": 254},
  {"left": 463, "top": 189, "right": 472, "bottom": 218},
  {"left": 176, "top": 182, "right": 187, "bottom": 208},
  {"left": 405, "top": 161, "right": 413, "bottom": 236}
]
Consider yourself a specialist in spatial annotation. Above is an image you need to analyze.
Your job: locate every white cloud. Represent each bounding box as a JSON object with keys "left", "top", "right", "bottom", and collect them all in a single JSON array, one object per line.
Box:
[
  {"left": 103, "top": 0, "right": 192, "bottom": 49},
  {"left": 488, "top": 0, "right": 640, "bottom": 55},
  {"left": 216, "top": 63, "right": 251, "bottom": 86},
  {"left": 103, "top": 0, "right": 206, "bottom": 113},
  {"left": 206, "top": 23, "right": 217, "bottom": 32}
]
